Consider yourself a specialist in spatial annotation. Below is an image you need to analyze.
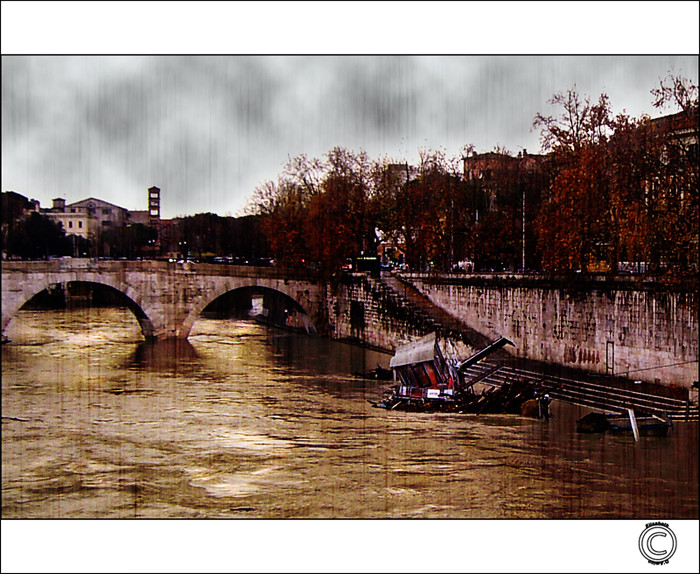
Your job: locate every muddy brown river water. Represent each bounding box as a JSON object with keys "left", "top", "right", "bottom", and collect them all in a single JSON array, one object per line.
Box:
[{"left": 2, "top": 307, "right": 698, "bottom": 519}]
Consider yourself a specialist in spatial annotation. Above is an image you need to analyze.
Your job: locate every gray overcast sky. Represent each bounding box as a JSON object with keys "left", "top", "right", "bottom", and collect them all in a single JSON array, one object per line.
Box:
[
  {"left": 1, "top": 6, "right": 699, "bottom": 573},
  {"left": 2, "top": 5, "right": 699, "bottom": 219}
]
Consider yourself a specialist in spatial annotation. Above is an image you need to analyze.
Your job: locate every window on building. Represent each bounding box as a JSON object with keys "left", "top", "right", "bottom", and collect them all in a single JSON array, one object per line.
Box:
[
  {"left": 69, "top": 221, "right": 73, "bottom": 228},
  {"left": 79, "top": 221, "right": 83, "bottom": 228}
]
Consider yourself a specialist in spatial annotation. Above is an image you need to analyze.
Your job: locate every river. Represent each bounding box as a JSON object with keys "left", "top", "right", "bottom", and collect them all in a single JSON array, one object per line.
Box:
[{"left": 2, "top": 306, "right": 698, "bottom": 520}]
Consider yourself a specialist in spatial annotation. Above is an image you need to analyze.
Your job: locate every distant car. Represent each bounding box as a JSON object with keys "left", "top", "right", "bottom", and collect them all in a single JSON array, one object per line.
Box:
[{"left": 251, "top": 258, "right": 273, "bottom": 267}]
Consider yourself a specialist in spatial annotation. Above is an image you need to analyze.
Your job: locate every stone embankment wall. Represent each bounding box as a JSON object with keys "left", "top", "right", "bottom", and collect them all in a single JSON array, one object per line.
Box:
[
  {"left": 326, "top": 274, "right": 430, "bottom": 354},
  {"left": 403, "top": 273, "right": 698, "bottom": 389}
]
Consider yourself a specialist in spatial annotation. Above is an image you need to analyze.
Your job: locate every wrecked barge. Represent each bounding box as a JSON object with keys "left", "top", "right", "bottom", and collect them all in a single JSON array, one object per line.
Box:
[
  {"left": 371, "top": 332, "right": 552, "bottom": 418},
  {"left": 576, "top": 410, "right": 672, "bottom": 437}
]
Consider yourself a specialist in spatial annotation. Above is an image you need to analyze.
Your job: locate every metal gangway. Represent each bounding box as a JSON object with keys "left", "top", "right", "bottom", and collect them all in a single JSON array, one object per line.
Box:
[{"left": 461, "top": 361, "right": 698, "bottom": 422}]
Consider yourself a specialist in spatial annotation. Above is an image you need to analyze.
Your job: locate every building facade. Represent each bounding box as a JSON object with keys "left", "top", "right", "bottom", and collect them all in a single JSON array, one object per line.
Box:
[{"left": 43, "top": 196, "right": 129, "bottom": 243}]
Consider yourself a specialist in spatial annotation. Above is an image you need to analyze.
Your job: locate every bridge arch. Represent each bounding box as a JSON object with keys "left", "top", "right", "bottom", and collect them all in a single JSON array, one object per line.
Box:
[
  {"left": 3, "top": 261, "right": 326, "bottom": 342},
  {"left": 3, "top": 276, "right": 157, "bottom": 340},
  {"left": 179, "top": 283, "right": 317, "bottom": 339}
]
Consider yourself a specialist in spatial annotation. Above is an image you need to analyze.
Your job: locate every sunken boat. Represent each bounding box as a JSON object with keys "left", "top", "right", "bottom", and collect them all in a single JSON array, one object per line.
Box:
[
  {"left": 576, "top": 410, "right": 672, "bottom": 437},
  {"left": 372, "top": 332, "right": 542, "bottom": 413}
]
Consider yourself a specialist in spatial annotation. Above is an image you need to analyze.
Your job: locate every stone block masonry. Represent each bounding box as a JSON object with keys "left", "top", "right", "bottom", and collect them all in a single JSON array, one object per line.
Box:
[
  {"left": 4, "top": 261, "right": 696, "bottom": 391},
  {"left": 402, "top": 274, "right": 698, "bottom": 389},
  {"left": 1, "top": 260, "right": 328, "bottom": 341},
  {"left": 326, "top": 273, "right": 432, "bottom": 353}
]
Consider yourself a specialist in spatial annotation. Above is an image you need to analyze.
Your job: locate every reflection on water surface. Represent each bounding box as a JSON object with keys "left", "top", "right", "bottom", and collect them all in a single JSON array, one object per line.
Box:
[{"left": 2, "top": 307, "right": 698, "bottom": 518}]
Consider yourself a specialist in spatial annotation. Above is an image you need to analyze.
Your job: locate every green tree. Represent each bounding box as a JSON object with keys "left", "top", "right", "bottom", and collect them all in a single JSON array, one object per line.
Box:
[
  {"left": 223, "top": 215, "right": 270, "bottom": 261},
  {"left": 125, "top": 223, "right": 158, "bottom": 259},
  {"left": 6, "top": 212, "right": 72, "bottom": 259}
]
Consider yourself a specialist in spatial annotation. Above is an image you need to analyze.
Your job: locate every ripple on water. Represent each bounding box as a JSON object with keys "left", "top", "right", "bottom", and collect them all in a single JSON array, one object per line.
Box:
[
  {"left": 206, "top": 429, "right": 293, "bottom": 451},
  {"left": 3, "top": 311, "right": 698, "bottom": 519},
  {"left": 189, "top": 473, "right": 261, "bottom": 498}
]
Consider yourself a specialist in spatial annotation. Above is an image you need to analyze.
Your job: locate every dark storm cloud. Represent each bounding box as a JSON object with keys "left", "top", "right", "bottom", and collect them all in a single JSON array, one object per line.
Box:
[
  {"left": 2, "top": 55, "right": 698, "bottom": 218},
  {"left": 332, "top": 57, "right": 420, "bottom": 143}
]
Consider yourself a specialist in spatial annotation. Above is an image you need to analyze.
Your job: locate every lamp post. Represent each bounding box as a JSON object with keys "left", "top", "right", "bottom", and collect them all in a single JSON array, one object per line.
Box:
[
  {"left": 179, "top": 241, "right": 188, "bottom": 262},
  {"left": 522, "top": 185, "right": 526, "bottom": 272}
]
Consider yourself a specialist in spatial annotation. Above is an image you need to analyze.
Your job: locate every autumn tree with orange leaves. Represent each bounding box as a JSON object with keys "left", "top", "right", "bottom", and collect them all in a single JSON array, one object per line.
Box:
[
  {"left": 248, "top": 148, "right": 377, "bottom": 277},
  {"left": 248, "top": 177, "right": 309, "bottom": 268},
  {"left": 648, "top": 74, "right": 699, "bottom": 278},
  {"left": 532, "top": 87, "right": 616, "bottom": 272},
  {"left": 305, "top": 148, "right": 375, "bottom": 275},
  {"left": 248, "top": 75, "right": 696, "bottom": 283},
  {"left": 532, "top": 77, "right": 698, "bottom": 280}
]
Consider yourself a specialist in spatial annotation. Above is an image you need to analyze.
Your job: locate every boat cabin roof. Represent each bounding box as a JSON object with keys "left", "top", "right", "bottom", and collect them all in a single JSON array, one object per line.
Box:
[
  {"left": 390, "top": 332, "right": 452, "bottom": 388},
  {"left": 390, "top": 332, "right": 443, "bottom": 369}
]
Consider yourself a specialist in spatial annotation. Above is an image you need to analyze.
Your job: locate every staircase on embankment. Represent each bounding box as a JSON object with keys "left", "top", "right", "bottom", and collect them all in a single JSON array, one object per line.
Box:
[
  {"left": 358, "top": 272, "right": 441, "bottom": 335},
  {"left": 372, "top": 271, "right": 698, "bottom": 422},
  {"left": 379, "top": 272, "right": 492, "bottom": 348}
]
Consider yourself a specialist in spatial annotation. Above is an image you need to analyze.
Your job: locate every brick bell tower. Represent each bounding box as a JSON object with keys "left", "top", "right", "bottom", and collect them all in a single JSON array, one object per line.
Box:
[
  {"left": 148, "top": 186, "right": 161, "bottom": 223},
  {"left": 148, "top": 186, "right": 161, "bottom": 255}
]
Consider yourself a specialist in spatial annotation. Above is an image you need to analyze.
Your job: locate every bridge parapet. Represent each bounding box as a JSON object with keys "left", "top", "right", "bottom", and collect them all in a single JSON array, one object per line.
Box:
[{"left": 2, "top": 259, "right": 320, "bottom": 280}]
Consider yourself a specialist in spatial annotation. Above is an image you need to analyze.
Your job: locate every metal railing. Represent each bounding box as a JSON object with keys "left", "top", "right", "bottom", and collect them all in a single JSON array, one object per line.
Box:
[{"left": 462, "top": 361, "right": 698, "bottom": 421}]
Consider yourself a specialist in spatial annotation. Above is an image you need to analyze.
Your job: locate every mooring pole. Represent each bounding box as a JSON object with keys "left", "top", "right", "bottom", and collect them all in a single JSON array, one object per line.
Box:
[{"left": 627, "top": 408, "right": 640, "bottom": 442}]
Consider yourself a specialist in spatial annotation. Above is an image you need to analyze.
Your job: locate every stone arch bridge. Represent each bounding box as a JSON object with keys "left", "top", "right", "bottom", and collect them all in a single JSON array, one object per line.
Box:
[{"left": 1, "top": 259, "right": 327, "bottom": 340}]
